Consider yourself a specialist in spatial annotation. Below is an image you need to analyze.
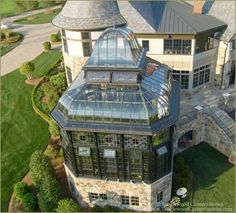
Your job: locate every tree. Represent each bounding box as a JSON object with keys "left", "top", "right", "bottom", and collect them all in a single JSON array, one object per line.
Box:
[
  {"left": 14, "top": 0, "right": 27, "bottom": 13},
  {"left": 21, "top": 193, "right": 38, "bottom": 212},
  {"left": 56, "top": 199, "right": 81, "bottom": 212},
  {"left": 13, "top": 181, "right": 30, "bottom": 200},
  {"left": 19, "top": 61, "right": 35, "bottom": 80},
  {"left": 29, "top": 150, "right": 54, "bottom": 186},
  {"left": 43, "top": 41, "right": 51, "bottom": 52},
  {"left": 1, "top": 29, "right": 12, "bottom": 40},
  {"left": 38, "top": 176, "right": 63, "bottom": 212},
  {"left": 25, "top": 1, "right": 39, "bottom": 11},
  {"left": 42, "top": 0, "right": 57, "bottom": 7}
]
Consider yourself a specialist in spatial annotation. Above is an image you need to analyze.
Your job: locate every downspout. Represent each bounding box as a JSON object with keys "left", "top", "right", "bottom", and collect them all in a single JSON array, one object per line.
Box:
[{"left": 220, "top": 41, "right": 229, "bottom": 89}]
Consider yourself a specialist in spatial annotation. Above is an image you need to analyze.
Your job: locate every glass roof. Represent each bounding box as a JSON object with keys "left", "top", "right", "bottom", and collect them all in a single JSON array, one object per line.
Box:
[
  {"left": 55, "top": 64, "right": 171, "bottom": 126},
  {"left": 84, "top": 28, "right": 145, "bottom": 70},
  {"left": 52, "top": 27, "right": 174, "bottom": 128}
]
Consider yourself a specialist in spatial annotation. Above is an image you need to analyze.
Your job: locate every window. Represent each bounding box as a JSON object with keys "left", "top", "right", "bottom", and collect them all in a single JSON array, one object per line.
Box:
[
  {"left": 193, "top": 64, "right": 211, "bottom": 88},
  {"left": 157, "top": 145, "right": 168, "bottom": 155},
  {"left": 152, "top": 128, "right": 170, "bottom": 146},
  {"left": 81, "top": 32, "right": 92, "bottom": 57},
  {"left": 104, "top": 149, "right": 116, "bottom": 158},
  {"left": 86, "top": 71, "right": 110, "bottom": 83},
  {"left": 97, "top": 133, "right": 121, "bottom": 147},
  {"left": 124, "top": 135, "right": 148, "bottom": 149},
  {"left": 171, "top": 70, "right": 189, "bottom": 89},
  {"left": 100, "top": 194, "right": 108, "bottom": 200},
  {"left": 78, "top": 147, "right": 90, "bottom": 156},
  {"left": 195, "top": 33, "right": 216, "bottom": 53},
  {"left": 82, "top": 42, "right": 92, "bottom": 57},
  {"left": 157, "top": 192, "right": 163, "bottom": 203},
  {"left": 142, "top": 40, "right": 149, "bottom": 51},
  {"left": 164, "top": 39, "right": 191, "bottom": 55},
  {"left": 89, "top": 193, "right": 108, "bottom": 201},
  {"left": 63, "top": 38, "right": 68, "bottom": 53},
  {"left": 71, "top": 132, "right": 95, "bottom": 146},
  {"left": 131, "top": 196, "right": 139, "bottom": 206},
  {"left": 81, "top": 32, "right": 90, "bottom": 40},
  {"left": 66, "top": 66, "right": 72, "bottom": 83},
  {"left": 121, "top": 195, "right": 130, "bottom": 205}
]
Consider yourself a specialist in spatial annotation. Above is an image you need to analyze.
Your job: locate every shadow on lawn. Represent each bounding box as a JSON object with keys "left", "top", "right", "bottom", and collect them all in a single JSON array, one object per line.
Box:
[{"left": 180, "top": 142, "right": 234, "bottom": 192}]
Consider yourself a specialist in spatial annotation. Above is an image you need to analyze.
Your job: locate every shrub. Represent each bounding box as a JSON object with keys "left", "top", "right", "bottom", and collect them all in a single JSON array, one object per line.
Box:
[
  {"left": 29, "top": 150, "right": 54, "bottom": 186},
  {"left": 43, "top": 41, "right": 51, "bottom": 52},
  {"left": 50, "top": 34, "right": 59, "bottom": 42},
  {"left": 57, "top": 30, "right": 61, "bottom": 41},
  {"left": 1, "top": 31, "right": 5, "bottom": 39},
  {"left": 38, "top": 176, "right": 63, "bottom": 212},
  {"left": 172, "top": 156, "right": 193, "bottom": 193},
  {"left": 56, "top": 198, "right": 80, "bottom": 212},
  {"left": 21, "top": 193, "right": 37, "bottom": 212},
  {"left": 2, "top": 29, "right": 12, "bottom": 40},
  {"left": 14, "top": 181, "right": 30, "bottom": 200},
  {"left": 49, "top": 122, "right": 59, "bottom": 138},
  {"left": 20, "top": 61, "right": 35, "bottom": 79},
  {"left": 20, "top": 61, "right": 35, "bottom": 80},
  {"left": 50, "top": 72, "right": 66, "bottom": 88}
]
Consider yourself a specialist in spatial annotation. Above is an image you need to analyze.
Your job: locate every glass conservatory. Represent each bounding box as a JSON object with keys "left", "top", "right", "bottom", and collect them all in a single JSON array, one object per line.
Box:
[{"left": 52, "top": 27, "right": 180, "bottom": 183}]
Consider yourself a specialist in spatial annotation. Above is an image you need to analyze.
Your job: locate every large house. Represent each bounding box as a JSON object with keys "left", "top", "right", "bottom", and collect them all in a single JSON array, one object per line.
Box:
[
  {"left": 52, "top": 0, "right": 235, "bottom": 93},
  {"left": 51, "top": 0, "right": 235, "bottom": 211}
]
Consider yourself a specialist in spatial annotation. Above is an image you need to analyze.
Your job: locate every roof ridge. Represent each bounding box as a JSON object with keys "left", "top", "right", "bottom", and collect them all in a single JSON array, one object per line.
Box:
[
  {"left": 166, "top": 1, "right": 198, "bottom": 33},
  {"left": 125, "top": 1, "right": 156, "bottom": 32}
]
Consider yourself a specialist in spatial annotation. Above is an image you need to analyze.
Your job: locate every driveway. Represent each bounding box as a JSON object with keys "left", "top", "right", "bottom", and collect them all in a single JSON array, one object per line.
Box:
[{"left": 1, "top": 6, "right": 61, "bottom": 76}]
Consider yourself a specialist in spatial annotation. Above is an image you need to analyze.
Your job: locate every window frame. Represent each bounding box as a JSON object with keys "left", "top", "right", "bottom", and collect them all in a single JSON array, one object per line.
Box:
[{"left": 142, "top": 40, "right": 149, "bottom": 51}]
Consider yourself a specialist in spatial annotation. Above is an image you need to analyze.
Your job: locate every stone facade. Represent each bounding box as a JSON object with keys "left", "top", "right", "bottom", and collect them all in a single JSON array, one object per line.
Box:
[
  {"left": 65, "top": 165, "right": 172, "bottom": 211},
  {"left": 175, "top": 109, "right": 234, "bottom": 157},
  {"left": 215, "top": 40, "right": 235, "bottom": 89},
  {"left": 63, "top": 53, "right": 87, "bottom": 84}
]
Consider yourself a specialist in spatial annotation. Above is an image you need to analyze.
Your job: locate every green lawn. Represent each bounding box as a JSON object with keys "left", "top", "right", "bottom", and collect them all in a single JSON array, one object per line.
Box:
[
  {"left": 0, "top": 0, "right": 60, "bottom": 18},
  {"left": 14, "top": 9, "right": 61, "bottom": 25},
  {"left": 178, "top": 143, "right": 235, "bottom": 212},
  {"left": 1, "top": 33, "right": 24, "bottom": 57},
  {"left": 1, "top": 49, "right": 62, "bottom": 212}
]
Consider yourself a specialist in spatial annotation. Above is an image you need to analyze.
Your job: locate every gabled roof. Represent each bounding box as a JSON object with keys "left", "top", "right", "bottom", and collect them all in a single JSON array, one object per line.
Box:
[
  {"left": 118, "top": 0, "right": 227, "bottom": 34},
  {"left": 52, "top": 0, "right": 126, "bottom": 30}
]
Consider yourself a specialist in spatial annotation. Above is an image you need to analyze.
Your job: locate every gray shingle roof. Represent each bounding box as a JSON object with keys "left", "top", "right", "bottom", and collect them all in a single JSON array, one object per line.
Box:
[
  {"left": 118, "top": 0, "right": 227, "bottom": 34},
  {"left": 205, "top": 0, "right": 235, "bottom": 41},
  {"left": 52, "top": 0, "right": 126, "bottom": 30}
]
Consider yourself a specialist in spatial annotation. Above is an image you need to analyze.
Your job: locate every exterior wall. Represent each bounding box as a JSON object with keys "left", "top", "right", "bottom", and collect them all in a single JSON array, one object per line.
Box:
[
  {"left": 65, "top": 165, "right": 172, "bottom": 211},
  {"left": 63, "top": 52, "right": 87, "bottom": 83},
  {"left": 214, "top": 40, "right": 235, "bottom": 89},
  {"left": 175, "top": 110, "right": 234, "bottom": 157},
  {"left": 205, "top": 116, "right": 234, "bottom": 157},
  {"left": 61, "top": 31, "right": 229, "bottom": 92}
]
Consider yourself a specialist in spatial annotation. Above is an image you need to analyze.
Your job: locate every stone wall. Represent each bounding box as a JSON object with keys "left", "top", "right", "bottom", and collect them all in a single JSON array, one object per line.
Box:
[
  {"left": 63, "top": 53, "right": 87, "bottom": 83},
  {"left": 204, "top": 116, "right": 234, "bottom": 157},
  {"left": 175, "top": 110, "right": 234, "bottom": 157},
  {"left": 65, "top": 165, "right": 172, "bottom": 211}
]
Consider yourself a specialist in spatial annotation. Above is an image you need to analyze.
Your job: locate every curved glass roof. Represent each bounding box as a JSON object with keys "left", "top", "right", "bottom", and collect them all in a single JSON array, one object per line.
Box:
[
  {"left": 84, "top": 28, "right": 145, "bottom": 70},
  {"left": 55, "top": 65, "right": 171, "bottom": 126},
  {"left": 52, "top": 27, "right": 175, "bottom": 129}
]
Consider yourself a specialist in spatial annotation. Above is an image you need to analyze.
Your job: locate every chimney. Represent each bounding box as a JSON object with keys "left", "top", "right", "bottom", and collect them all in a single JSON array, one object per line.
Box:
[{"left": 193, "top": 0, "right": 203, "bottom": 15}]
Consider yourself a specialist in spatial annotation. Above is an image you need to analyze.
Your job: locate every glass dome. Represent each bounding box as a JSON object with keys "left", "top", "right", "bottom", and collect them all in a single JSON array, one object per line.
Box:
[
  {"left": 55, "top": 63, "right": 171, "bottom": 126},
  {"left": 84, "top": 28, "right": 145, "bottom": 70}
]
